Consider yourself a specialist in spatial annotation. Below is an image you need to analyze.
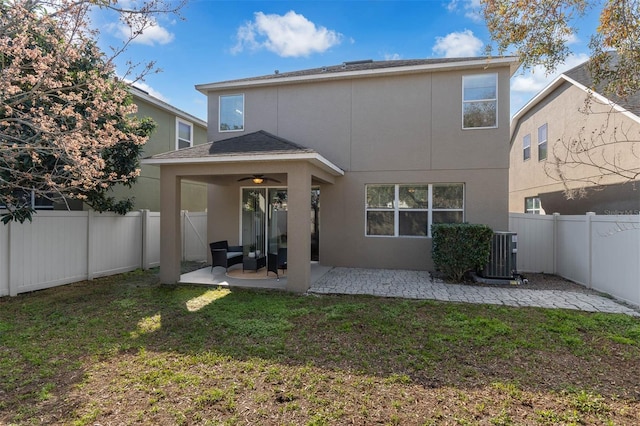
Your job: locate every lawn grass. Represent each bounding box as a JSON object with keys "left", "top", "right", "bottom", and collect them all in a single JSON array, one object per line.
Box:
[{"left": 1, "top": 267, "right": 639, "bottom": 425}]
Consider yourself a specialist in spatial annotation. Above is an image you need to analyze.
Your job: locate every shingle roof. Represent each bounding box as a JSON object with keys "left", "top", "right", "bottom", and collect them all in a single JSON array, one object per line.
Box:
[
  {"left": 196, "top": 56, "right": 520, "bottom": 92},
  {"left": 218, "top": 57, "right": 499, "bottom": 84},
  {"left": 146, "top": 130, "right": 315, "bottom": 160},
  {"left": 563, "top": 54, "right": 640, "bottom": 117},
  {"left": 209, "top": 130, "right": 314, "bottom": 155}
]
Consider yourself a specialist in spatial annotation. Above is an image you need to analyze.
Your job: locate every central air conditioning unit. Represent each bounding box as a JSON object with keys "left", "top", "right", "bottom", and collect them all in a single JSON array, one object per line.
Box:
[{"left": 482, "top": 232, "right": 518, "bottom": 279}]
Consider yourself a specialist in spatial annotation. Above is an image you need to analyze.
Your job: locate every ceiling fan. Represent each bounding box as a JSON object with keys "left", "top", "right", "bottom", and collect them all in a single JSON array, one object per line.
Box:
[{"left": 237, "top": 174, "right": 281, "bottom": 184}]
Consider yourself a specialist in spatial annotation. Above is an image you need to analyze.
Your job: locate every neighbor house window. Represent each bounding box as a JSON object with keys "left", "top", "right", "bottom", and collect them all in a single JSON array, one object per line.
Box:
[
  {"left": 176, "top": 118, "right": 193, "bottom": 150},
  {"left": 462, "top": 73, "right": 497, "bottom": 129},
  {"left": 219, "top": 94, "right": 244, "bottom": 132},
  {"left": 523, "top": 134, "right": 531, "bottom": 161},
  {"left": 366, "top": 184, "right": 464, "bottom": 237},
  {"left": 0, "top": 189, "right": 53, "bottom": 210},
  {"left": 538, "top": 123, "right": 548, "bottom": 160},
  {"left": 525, "top": 197, "right": 543, "bottom": 214}
]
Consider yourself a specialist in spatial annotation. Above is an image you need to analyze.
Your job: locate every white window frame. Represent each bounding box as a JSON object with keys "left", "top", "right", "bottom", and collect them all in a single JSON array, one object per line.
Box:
[
  {"left": 538, "top": 123, "right": 548, "bottom": 161},
  {"left": 525, "top": 197, "right": 543, "bottom": 214},
  {"left": 523, "top": 133, "right": 531, "bottom": 161},
  {"left": 462, "top": 73, "right": 498, "bottom": 129},
  {"left": 0, "top": 189, "right": 54, "bottom": 210},
  {"left": 176, "top": 118, "right": 193, "bottom": 150},
  {"left": 219, "top": 94, "right": 244, "bottom": 132},
  {"left": 365, "top": 183, "right": 465, "bottom": 238}
]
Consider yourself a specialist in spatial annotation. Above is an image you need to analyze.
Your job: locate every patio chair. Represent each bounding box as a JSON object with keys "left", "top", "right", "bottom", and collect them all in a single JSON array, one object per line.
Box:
[
  {"left": 267, "top": 247, "right": 287, "bottom": 280},
  {"left": 210, "top": 240, "right": 243, "bottom": 271}
]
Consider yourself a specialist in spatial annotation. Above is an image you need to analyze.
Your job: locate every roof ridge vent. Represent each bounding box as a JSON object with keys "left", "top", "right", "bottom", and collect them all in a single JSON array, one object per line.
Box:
[{"left": 343, "top": 59, "right": 374, "bottom": 66}]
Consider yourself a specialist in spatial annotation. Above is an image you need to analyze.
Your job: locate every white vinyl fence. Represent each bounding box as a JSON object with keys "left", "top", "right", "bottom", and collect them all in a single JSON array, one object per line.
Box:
[
  {"left": 0, "top": 210, "right": 207, "bottom": 297},
  {"left": 510, "top": 213, "right": 640, "bottom": 307}
]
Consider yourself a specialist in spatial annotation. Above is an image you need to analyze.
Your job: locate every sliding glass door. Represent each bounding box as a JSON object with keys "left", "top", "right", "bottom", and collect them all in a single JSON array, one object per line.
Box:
[
  {"left": 241, "top": 188, "right": 266, "bottom": 255},
  {"left": 268, "top": 188, "right": 288, "bottom": 254},
  {"left": 241, "top": 187, "right": 318, "bottom": 258}
]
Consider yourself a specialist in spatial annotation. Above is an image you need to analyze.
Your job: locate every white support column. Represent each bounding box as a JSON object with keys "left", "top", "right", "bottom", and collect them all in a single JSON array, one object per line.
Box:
[{"left": 286, "top": 164, "right": 312, "bottom": 292}]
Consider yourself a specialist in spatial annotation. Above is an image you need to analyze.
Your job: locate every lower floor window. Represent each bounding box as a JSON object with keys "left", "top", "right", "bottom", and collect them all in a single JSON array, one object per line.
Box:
[
  {"left": 0, "top": 189, "right": 54, "bottom": 211},
  {"left": 525, "top": 197, "right": 543, "bottom": 214},
  {"left": 366, "top": 183, "right": 464, "bottom": 237}
]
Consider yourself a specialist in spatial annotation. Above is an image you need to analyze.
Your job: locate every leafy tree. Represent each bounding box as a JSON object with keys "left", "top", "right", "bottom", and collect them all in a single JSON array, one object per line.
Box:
[
  {"left": 482, "top": 0, "right": 639, "bottom": 99},
  {"left": 0, "top": 0, "right": 181, "bottom": 223},
  {"left": 483, "top": 0, "right": 640, "bottom": 194}
]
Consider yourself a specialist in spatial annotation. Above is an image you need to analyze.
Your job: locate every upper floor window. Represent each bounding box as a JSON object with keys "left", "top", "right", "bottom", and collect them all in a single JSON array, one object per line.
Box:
[
  {"left": 525, "top": 197, "right": 543, "bottom": 214},
  {"left": 176, "top": 118, "right": 193, "bottom": 150},
  {"left": 523, "top": 134, "right": 531, "bottom": 161},
  {"left": 365, "top": 183, "right": 464, "bottom": 237},
  {"left": 462, "top": 73, "right": 497, "bottom": 129},
  {"left": 219, "top": 94, "right": 244, "bottom": 132},
  {"left": 538, "top": 123, "right": 548, "bottom": 161}
]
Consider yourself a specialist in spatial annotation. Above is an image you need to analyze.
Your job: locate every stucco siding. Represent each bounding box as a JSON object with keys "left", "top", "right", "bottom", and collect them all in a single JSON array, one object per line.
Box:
[
  {"left": 201, "top": 61, "right": 513, "bottom": 271},
  {"left": 111, "top": 95, "right": 209, "bottom": 212},
  {"left": 509, "top": 80, "right": 640, "bottom": 214},
  {"left": 319, "top": 168, "right": 508, "bottom": 270}
]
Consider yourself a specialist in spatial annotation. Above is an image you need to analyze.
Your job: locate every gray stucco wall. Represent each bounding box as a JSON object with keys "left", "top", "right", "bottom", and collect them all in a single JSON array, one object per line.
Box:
[{"left": 205, "top": 65, "right": 512, "bottom": 270}]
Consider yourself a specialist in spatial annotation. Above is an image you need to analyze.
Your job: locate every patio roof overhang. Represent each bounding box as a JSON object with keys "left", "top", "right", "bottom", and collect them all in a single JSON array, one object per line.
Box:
[
  {"left": 148, "top": 131, "right": 344, "bottom": 293},
  {"left": 142, "top": 151, "right": 344, "bottom": 180}
]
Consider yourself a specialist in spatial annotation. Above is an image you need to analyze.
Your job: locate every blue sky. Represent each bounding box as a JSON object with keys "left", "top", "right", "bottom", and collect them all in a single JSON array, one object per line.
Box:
[{"left": 91, "top": 0, "right": 601, "bottom": 122}]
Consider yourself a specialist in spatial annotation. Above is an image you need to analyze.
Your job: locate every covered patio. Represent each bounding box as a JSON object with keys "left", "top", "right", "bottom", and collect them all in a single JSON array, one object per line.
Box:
[
  {"left": 179, "top": 262, "right": 334, "bottom": 291},
  {"left": 142, "top": 131, "right": 344, "bottom": 292}
]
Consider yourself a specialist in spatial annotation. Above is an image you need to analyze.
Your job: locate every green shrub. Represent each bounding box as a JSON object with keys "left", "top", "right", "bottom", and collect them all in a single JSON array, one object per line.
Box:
[{"left": 431, "top": 223, "right": 493, "bottom": 282}]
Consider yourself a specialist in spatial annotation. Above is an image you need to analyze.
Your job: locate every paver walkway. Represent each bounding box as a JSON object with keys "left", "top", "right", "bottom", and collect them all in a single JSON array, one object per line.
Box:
[{"left": 309, "top": 267, "right": 640, "bottom": 316}]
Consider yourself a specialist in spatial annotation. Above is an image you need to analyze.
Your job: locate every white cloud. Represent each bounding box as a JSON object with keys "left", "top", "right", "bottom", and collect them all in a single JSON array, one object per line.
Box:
[
  {"left": 112, "top": 19, "right": 175, "bottom": 46},
  {"left": 384, "top": 53, "right": 402, "bottom": 60},
  {"left": 511, "top": 53, "right": 590, "bottom": 93},
  {"left": 510, "top": 52, "right": 590, "bottom": 115},
  {"left": 131, "top": 22, "right": 174, "bottom": 46},
  {"left": 447, "top": 0, "right": 483, "bottom": 22},
  {"left": 433, "top": 30, "right": 483, "bottom": 58},
  {"left": 128, "top": 80, "right": 169, "bottom": 102},
  {"left": 232, "top": 11, "right": 342, "bottom": 57}
]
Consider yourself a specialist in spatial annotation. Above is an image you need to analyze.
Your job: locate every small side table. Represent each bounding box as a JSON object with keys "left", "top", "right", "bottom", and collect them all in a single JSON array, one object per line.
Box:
[{"left": 243, "top": 255, "right": 266, "bottom": 272}]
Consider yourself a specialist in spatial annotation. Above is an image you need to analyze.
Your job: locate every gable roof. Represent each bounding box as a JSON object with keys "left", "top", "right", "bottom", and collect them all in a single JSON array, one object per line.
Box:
[
  {"left": 196, "top": 56, "right": 520, "bottom": 92},
  {"left": 142, "top": 130, "right": 344, "bottom": 176},
  {"left": 511, "top": 56, "right": 640, "bottom": 137},
  {"left": 563, "top": 56, "right": 640, "bottom": 117},
  {"left": 130, "top": 86, "right": 207, "bottom": 128},
  {"left": 208, "top": 130, "right": 314, "bottom": 155}
]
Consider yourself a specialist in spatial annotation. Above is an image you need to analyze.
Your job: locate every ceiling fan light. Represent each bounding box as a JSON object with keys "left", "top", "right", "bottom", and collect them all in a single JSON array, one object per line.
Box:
[{"left": 252, "top": 177, "right": 264, "bottom": 184}]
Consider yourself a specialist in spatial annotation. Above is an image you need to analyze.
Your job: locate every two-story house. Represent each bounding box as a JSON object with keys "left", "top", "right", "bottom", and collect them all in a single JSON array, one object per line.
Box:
[
  {"left": 114, "top": 87, "right": 209, "bottom": 212},
  {"left": 1, "top": 87, "right": 209, "bottom": 214},
  {"left": 145, "top": 57, "right": 520, "bottom": 291},
  {"left": 509, "top": 57, "right": 640, "bottom": 215}
]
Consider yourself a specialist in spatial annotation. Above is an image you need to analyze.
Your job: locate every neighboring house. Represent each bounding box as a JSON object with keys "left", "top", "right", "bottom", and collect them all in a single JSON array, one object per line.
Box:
[
  {"left": 112, "top": 86, "right": 208, "bottom": 212},
  {"left": 1, "top": 87, "right": 208, "bottom": 213},
  {"left": 509, "top": 57, "right": 640, "bottom": 215},
  {"left": 144, "top": 57, "right": 520, "bottom": 291}
]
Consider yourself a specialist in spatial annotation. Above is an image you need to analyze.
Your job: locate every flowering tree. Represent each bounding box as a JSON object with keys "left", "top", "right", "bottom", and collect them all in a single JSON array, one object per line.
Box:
[{"left": 0, "top": 0, "right": 181, "bottom": 223}]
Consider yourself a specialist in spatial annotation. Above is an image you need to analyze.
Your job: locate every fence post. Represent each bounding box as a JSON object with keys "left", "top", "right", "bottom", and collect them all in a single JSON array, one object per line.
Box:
[
  {"left": 141, "top": 209, "right": 150, "bottom": 270},
  {"left": 87, "top": 209, "right": 95, "bottom": 281},
  {"left": 552, "top": 213, "right": 560, "bottom": 275},
  {"left": 586, "top": 212, "right": 595, "bottom": 289},
  {"left": 8, "top": 220, "right": 17, "bottom": 297}
]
